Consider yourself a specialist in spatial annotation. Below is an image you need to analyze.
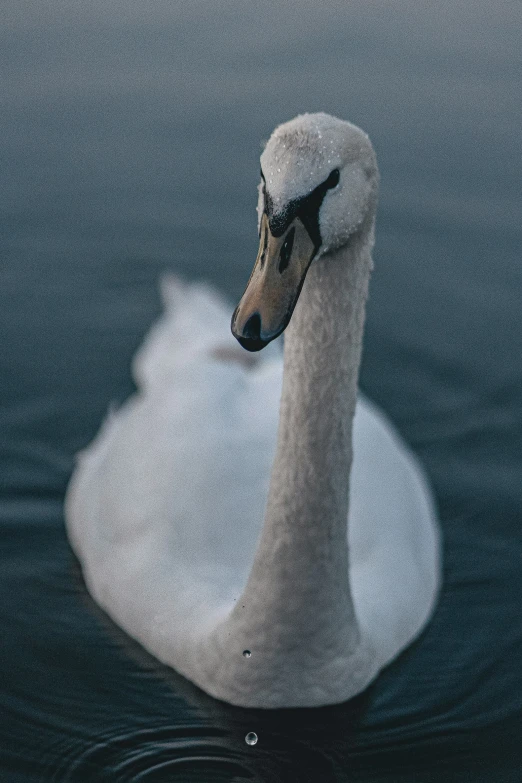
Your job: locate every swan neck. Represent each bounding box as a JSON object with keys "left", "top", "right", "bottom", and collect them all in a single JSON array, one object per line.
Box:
[
  {"left": 268, "top": 228, "right": 372, "bottom": 553},
  {"left": 242, "top": 226, "right": 373, "bottom": 643}
]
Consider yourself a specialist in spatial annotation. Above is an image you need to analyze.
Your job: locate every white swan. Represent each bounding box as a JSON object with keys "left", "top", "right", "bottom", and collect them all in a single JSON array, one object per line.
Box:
[{"left": 65, "top": 113, "right": 441, "bottom": 709}]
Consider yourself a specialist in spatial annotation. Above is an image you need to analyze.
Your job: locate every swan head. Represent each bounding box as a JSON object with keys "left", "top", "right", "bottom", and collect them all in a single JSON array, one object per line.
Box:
[{"left": 231, "top": 112, "right": 378, "bottom": 351}]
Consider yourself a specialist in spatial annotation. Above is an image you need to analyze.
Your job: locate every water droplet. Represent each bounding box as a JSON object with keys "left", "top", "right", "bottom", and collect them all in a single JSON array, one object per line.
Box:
[
  {"left": 243, "top": 649, "right": 251, "bottom": 658},
  {"left": 245, "top": 732, "right": 258, "bottom": 746}
]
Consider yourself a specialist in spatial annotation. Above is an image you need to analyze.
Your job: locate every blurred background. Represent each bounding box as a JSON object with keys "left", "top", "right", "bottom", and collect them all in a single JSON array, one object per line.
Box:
[{"left": 1, "top": 2, "right": 521, "bottom": 781}]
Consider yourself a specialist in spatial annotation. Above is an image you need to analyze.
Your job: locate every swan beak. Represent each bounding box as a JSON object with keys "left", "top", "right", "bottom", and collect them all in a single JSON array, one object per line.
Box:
[{"left": 231, "top": 213, "right": 316, "bottom": 351}]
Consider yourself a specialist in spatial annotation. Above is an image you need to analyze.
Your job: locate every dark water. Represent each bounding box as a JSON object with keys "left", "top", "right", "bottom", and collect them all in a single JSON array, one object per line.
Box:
[{"left": 1, "top": 2, "right": 522, "bottom": 780}]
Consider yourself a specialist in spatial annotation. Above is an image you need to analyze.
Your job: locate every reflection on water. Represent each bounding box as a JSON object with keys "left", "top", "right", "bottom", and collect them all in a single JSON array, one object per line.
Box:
[{"left": 1, "top": 1, "right": 521, "bottom": 780}]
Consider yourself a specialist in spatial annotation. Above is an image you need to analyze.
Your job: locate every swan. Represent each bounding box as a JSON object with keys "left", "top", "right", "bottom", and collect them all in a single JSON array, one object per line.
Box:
[{"left": 65, "top": 113, "right": 441, "bottom": 709}]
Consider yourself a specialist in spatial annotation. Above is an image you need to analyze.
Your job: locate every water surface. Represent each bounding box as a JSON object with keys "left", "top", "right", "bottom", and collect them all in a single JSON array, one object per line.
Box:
[{"left": 1, "top": 2, "right": 521, "bottom": 780}]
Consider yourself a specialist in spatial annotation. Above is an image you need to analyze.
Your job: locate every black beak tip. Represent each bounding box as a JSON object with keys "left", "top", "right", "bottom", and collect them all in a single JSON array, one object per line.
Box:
[
  {"left": 235, "top": 334, "right": 269, "bottom": 352},
  {"left": 231, "top": 310, "right": 269, "bottom": 352}
]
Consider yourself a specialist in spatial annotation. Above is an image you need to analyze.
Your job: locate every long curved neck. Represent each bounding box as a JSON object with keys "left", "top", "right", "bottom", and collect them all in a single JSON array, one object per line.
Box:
[
  {"left": 203, "top": 224, "right": 375, "bottom": 706},
  {"left": 264, "top": 230, "right": 371, "bottom": 604},
  {"left": 227, "top": 226, "right": 373, "bottom": 654}
]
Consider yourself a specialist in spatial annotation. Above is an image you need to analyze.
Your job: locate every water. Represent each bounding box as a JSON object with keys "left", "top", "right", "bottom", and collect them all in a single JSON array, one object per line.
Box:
[
  {"left": 1, "top": 1, "right": 521, "bottom": 781},
  {"left": 245, "top": 733, "right": 258, "bottom": 747}
]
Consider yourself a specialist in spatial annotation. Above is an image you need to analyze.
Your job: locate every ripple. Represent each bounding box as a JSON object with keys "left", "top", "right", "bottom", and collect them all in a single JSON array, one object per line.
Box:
[{"left": 63, "top": 726, "right": 257, "bottom": 782}]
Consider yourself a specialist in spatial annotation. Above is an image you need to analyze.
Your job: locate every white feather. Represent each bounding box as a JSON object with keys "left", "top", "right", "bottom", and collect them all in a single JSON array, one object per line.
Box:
[{"left": 65, "top": 114, "right": 441, "bottom": 709}]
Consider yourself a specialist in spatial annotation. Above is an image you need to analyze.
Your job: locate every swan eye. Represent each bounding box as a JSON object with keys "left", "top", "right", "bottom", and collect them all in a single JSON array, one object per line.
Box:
[{"left": 325, "top": 168, "right": 340, "bottom": 189}]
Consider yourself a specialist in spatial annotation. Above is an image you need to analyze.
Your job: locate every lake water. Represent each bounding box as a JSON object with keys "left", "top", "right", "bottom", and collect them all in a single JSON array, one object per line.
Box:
[{"left": 1, "top": 2, "right": 521, "bottom": 780}]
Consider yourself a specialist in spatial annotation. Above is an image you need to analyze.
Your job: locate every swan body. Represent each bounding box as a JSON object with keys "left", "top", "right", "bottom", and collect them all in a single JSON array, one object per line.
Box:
[{"left": 66, "top": 114, "right": 441, "bottom": 708}]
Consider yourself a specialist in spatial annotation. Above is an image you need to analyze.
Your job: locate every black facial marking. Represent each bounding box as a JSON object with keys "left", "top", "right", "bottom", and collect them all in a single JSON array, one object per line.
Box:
[
  {"left": 259, "top": 221, "right": 268, "bottom": 268},
  {"left": 263, "top": 168, "right": 340, "bottom": 253},
  {"left": 278, "top": 226, "right": 295, "bottom": 273},
  {"left": 324, "top": 168, "right": 340, "bottom": 189}
]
